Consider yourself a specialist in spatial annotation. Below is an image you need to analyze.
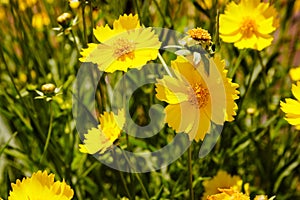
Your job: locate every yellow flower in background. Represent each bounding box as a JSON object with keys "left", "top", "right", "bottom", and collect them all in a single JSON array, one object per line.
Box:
[
  {"left": 8, "top": 170, "right": 74, "bottom": 200},
  {"left": 202, "top": 170, "right": 242, "bottom": 199},
  {"left": 219, "top": 0, "right": 278, "bottom": 50},
  {"left": 32, "top": 12, "right": 50, "bottom": 30},
  {"left": 206, "top": 187, "right": 250, "bottom": 200},
  {"left": 289, "top": 66, "right": 300, "bottom": 81},
  {"left": 79, "top": 110, "right": 125, "bottom": 154},
  {"left": 80, "top": 14, "right": 161, "bottom": 73},
  {"left": 155, "top": 56, "right": 239, "bottom": 142},
  {"left": 18, "top": 0, "right": 37, "bottom": 11},
  {"left": 280, "top": 81, "right": 300, "bottom": 130},
  {"left": 69, "top": 0, "right": 80, "bottom": 9}
]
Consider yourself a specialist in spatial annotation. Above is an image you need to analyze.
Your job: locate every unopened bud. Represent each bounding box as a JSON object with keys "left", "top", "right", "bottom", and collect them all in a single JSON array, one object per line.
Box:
[
  {"left": 41, "top": 83, "right": 56, "bottom": 94},
  {"left": 57, "top": 12, "right": 72, "bottom": 27}
]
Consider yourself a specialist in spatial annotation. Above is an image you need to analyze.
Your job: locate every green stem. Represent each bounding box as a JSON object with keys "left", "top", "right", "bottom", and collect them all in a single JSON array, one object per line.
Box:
[
  {"left": 229, "top": 50, "right": 247, "bottom": 78},
  {"left": 120, "top": 171, "right": 132, "bottom": 199},
  {"left": 134, "top": 0, "right": 142, "bottom": 22},
  {"left": 70, "top": 29, "right": 80, "bottom": 56},
  {"left": 122, "top": 151, "right": 150, "bottom": 200},
  {"left": 81, "top": 1, "right": 87, "bottom": 47},
  {"left": 236, "top": 62, "right": 255, "bottom": 118},
  {"left": 158, "top": 53, "right": 173, "bottom": 77},
  {"left": 256, "top": 51, "right": 268, "bottom": 89},
  {"left": 39, "top": 101, "right": 54, "bottom": 164},
  {"left": 188, "top": 146, "right": 194, "bottom": 200}
]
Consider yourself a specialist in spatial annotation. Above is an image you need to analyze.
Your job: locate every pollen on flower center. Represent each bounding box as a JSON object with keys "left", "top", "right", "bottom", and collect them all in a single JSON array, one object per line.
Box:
[
  {"left": 188, "top": 83, "right": 210, "bottom": 108},
  {"left": 240, "top": 18, "right": 257, "bottom": 38},
  {"left": 187, "top": 28, "right": 211, "bottom": 42},
  {"left": 113, "top": 38, "right": 135, "bottom": 61}
]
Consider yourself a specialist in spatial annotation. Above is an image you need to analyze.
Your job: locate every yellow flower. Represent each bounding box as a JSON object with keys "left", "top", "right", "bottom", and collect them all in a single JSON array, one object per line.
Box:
[
  {"left": 206, "top": 187, "right": 250, "bottom": 200},
  {"left": 79, "top": 110, "right": 125, "bottom": 154},
  {"left": 280, "top": 81, "right": 300, "bottom": 130},
  {"left": 202, "top": 170, "right": 242, "bottom": 200},
  {"left": 18, "top": 0, "right": 37, "bottom": 11},
  {"left": 155, "top": 56, "right": 239, "bottom": 142},
  {"left": 80, "top": 14, "right": 161, "bottom": 73},
  {"left": 32, "top": 12, "right": 50, "bottom": 30},
  {"left": 289, "top": 66, "right": 300, "bottom": 81},
  {"left": 69, "top": 0, "right": 80, "bottom": 9},
  {"left": 219, "top": 0, "right": 278, "bottom": 50},
  {"left": 8, "top": 170, "right": 74, "bottom": 200}
]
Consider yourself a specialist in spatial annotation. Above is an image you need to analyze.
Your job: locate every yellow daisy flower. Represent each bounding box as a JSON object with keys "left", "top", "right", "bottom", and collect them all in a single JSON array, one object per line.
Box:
[
  {"left": 219, "top": 0, "right": 278, "bottom": 50},
  {"left": 79, "top": 110, "right": 125, "bottom": 154},
  {"left": 280, "top": 81, "right": 300, "bottom": 130},
  {"left": 8, "top": 170, "right": 74, "bottom": 200},
  {"left": 202, "top": 170, "right": 242, "bottom": 199},
  {"left": 289, "top": 66, "right": 300, "bottom": 81},
  {"left": 155, "top": 56, "right": 239, "bottom": 142},
  {"left": 206, "top": 187, "right": 250, "bottom": 200},
  {"left": 79, "top": 14, "right": 161, "bottom": 73}
]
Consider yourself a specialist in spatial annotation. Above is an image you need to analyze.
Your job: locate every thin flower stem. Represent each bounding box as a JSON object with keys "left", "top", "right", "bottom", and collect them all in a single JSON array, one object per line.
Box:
[
  {"left": 81, "top": 1, "right": 87, "bottom": 47},
  {"left": 70, "top": 29, "right": 80, "bottom": 56},
  {"left": 134, "top": 0, "right": 142, "bottom": 23},
  {"left": 88, "top": 0, "right": 93, "bottom": 42},
  {"left": 229, "top": 50, "right": 247, "bottom": 78},
  {"left": 236, "top": 63, "right": 255, "bottom": 118},
  {"left": 40, "top": 101, "right": 54, "bottom": 164},
  {"left": 135, "top": 173, "right": 150, "bottom": 200},
  {"left": 122, "top": 150, "right": 150, "bottom": 200},
  {"left": 188, "top": 146, "right": 194, "bottom": 200},
  {"left": 119, "top": 171, "right": 132, "bottom": 199},
  {"left": 256, "top": 51, "right": 268, "bottom": 89},
  {"left": 158, "top": 53, "right": 173, "bottom": 77}
]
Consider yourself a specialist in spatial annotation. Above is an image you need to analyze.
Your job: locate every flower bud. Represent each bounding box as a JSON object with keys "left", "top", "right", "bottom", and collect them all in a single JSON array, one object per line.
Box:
[
  {"left": 41, "top": 83, "right": 56, "bottom": 94},
  {"left": 57, "top": 12, "right": 72, "bottom": 28}
]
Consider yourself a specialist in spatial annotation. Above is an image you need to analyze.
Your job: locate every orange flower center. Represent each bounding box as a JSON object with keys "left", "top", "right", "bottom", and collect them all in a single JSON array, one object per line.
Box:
[
  {"left": 187, "top": 28, "right": 211, "bottom": 42},
  {"left": 240, "top": 18, "right": 258, "bottom": 38},
  {"left": 188, "top": 83, "right": 210, "bottom": 108},
  {"left": 113, "top": 38, "right": 135, "bottom": 61}
]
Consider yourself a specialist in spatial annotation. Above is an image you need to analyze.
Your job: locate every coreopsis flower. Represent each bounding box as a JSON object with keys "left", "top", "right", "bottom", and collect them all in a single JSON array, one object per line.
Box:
[
  {"left": 80, "top": 14, "right": 161, "bottom": 73},
  {"left": 202, "top": 170, "right": 242, "bottom": 200},
  {"left": 8, "top": 170, "right": 74, "bottom": 200},
  {"left": 219, "top": 0, "right": 278, "bottom": 50},
  {"left": 289, "top": 66, "right": 300, "bottom": 81},
  {"left": 32, "top": 12, "right": 50, "bottom": 30},
  {"left": 206, "top": 187, "right": 250, "bottom": 200},
  {"left": 155, "top": 55, "right": 239, "bottom": 141},
  {"left": 280, "top": 81, "right": 300, "bottom": 130},
  {"left": 79, "top": 110, "right": 125, "bottom": 154}
]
